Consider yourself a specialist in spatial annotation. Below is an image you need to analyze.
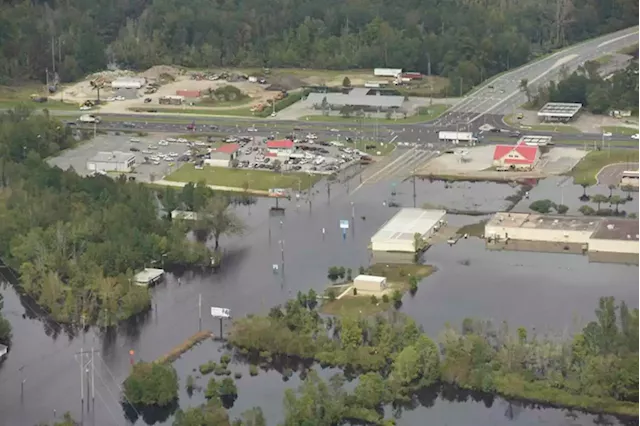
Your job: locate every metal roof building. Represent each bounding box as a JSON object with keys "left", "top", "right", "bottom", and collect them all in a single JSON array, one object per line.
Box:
[
  {"left": 517, "top": 135, "right": 553, "bottom": 146},
  {"left": 537, "top": 102, "right": 582, "bottom": 122},
  {"left": 307, "top": 87, "right": 405, "bottom": 111},
  {"left": 86, "top": 151, "right": 136, "bottom": 173},
  {"left": 371, "top": 208, "right": 447, "bottom": 253}
]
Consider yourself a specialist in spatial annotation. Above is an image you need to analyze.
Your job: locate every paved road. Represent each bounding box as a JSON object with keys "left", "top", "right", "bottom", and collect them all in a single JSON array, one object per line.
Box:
[{"left": 597, "top": 162, "right": 639, "bottom": 185}]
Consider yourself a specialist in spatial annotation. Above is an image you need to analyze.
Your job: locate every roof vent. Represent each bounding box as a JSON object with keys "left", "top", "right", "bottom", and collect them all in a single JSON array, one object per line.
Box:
[{"left": 607, "top": 224, "right": 615, "bottom": 230}]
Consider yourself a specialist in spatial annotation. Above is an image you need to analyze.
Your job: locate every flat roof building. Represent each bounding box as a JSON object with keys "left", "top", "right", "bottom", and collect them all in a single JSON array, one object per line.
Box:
[
  {"left": 537, "top": 102, "right": 582, "bottom": 122},
  {"left": 134, "top": 268, "right": 165, "bottom": 286},
  {"left": 371, "top": 208, "right": 447, "bottom": 253},
  {"left": 589, "top": 218, "right": 639, "bottom": 254},
  {"left": 353, "top": 275, "right": 388, "bottom": 294},
  {"left": 620, "top": 170, "right": 639, "bottom": 188},
  {"left": 111, "top": 77, "right": 145, "bottom": 89},
  {"left": 307, "top": 87, "right": 405, "bottom": 112},
  {"left": 87, "top": 151, "right": 136, "bottom": 173},
  {"left": 485, "top": 212, "right": 600, "bottom": 244},
  {"left": 517, "top": 135, "right": 553, "bottom": 146}
]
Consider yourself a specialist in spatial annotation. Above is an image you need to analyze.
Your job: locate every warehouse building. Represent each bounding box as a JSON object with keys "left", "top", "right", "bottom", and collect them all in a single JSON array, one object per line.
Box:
[
  {"left": 588, "top": 218, "right": 639, "bottom": 264},
  {"left": 537, "top": 102, "right": 582, "bottom": 122},
  {"left": 485, "top": 212, "right": 599, "bottom": 244},
  {"left": 204, "top": 143, "right": 239, "bottom": 167},
  {"left": 353, "top": 275, "right": 388, "bottom": 294},
  {"left": 371, "top": 208, "right": 447, "bottom": 253},
  {"left": 86, "top": 151, "right": 136, "bottom": 173},
  {"left": 307, "top": 87, "right": 405, "bottom": 112}
]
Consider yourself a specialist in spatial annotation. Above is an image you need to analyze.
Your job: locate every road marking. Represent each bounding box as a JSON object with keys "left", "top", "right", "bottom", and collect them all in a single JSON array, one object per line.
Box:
[
  {"left": 390, "top": 135, "right": 398, "bottom": 143},
  {"left": 351, "top": 148, "right": 417, "bottom": 193},
  {"left": 598, "top": 31, "right": 639, "bottom": 48}
]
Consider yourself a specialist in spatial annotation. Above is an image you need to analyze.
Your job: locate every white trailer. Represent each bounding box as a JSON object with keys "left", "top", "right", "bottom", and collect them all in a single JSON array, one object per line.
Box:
[
  {"left": 79, "top": 114, "right": 100, "bottom": 124},
  {"left": 438, "top": 131, "right": 476, "bottom": 143},
  {"left": 374, "top": 68, "right": 402, "bottom": 77}
]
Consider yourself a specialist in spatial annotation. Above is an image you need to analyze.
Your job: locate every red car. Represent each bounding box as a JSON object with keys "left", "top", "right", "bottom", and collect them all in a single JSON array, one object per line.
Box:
[{"left": 186, "top": 121, "right": 195, "bottom": 131}]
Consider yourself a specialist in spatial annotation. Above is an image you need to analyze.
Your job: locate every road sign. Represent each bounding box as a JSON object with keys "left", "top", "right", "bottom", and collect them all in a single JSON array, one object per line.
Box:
[
  {"left": 339, "top": 220, "right": 349, "bottom": 230},
  {"left": 211, "top": 307, "right": 230, "bottom": 318}
]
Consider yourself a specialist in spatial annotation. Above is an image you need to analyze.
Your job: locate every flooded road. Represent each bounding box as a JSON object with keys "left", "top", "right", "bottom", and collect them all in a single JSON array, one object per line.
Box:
[{"left": 0, "top": 175, "right": 637, "bottom": 426}]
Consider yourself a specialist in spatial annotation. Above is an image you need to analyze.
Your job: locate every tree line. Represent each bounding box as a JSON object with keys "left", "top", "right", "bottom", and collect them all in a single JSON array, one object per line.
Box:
[
  {"left": 0, "top": 0, "right": 637, "bottom": 93},
  {"left": 0, "top": 108, "right": 247, "bottom": 327},
  {"left": 524, "top": 59, "right": 639, "bottom": 114}
]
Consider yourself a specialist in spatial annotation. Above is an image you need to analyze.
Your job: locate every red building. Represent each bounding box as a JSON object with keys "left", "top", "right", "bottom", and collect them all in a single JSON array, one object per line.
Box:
[
  {"left": 266, "top": 139, "right": 294, "bottom": 156},
  {"left": 492, "top": 144, "right": 540, "bottom": 171}
]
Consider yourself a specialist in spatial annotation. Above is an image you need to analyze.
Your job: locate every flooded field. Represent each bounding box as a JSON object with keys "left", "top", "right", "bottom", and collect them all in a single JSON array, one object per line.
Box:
[{"left": 0, "top": 175, "right": 637, "bottom": 426}]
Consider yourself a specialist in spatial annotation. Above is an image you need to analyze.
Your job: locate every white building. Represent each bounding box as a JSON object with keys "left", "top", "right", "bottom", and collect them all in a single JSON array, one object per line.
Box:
[
  {"left": 374, "top": 68, "right": 402, "bottom": 77},
  {"left": 588, "top": 218, "right": 639, "bottom": 255},
  {"left": 111, "top": 77, "right": 146, "bottom": 90},
  {"left": 353, "top": 275, "right": 388, "bottom": 294},
  {"left": 484, "top": 212, "right": 600, "bottom": 244},
  {"left": 370, "top": 208, "right": 447, "bottom": 253},
  {"left": 87, "top": 151, "right": 136, "bottom": 173},
  {"left": 204, "top": 143, "right": 239, "bottom": 168},
  {"left": 620, "top": 171, "right": 639, "bottom": 188}
]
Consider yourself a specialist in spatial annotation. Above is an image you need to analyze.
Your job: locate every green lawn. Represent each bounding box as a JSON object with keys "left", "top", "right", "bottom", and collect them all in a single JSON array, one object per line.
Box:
[
  {"left": 567, "top": 149, "right": 639, "bottom": 185},
  {"left": 166, "top": 163, "right": 321, "bottom": 191},
  {"left": 320, "top": 264, "right": 434, "bottom": 317},
  {"left": 347, "top": 140, "right": 396, "bottom": 156},
  {"left": 601, "top": 126, "right": 638, "bottom": 136},
  {"left": 302, "top": 104, "right": 449, "bottom": 124},
  {"left": 595, "top": 54, "right": 613, "bottom": 65},
  {"left": 129, "top": 106, "right": 258, "bottom": 117}
]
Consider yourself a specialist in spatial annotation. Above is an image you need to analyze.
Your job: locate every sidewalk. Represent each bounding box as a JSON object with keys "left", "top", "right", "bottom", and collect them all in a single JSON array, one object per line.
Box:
[{"left": 152, "top": 179, "right": 271, "bottom": 196}]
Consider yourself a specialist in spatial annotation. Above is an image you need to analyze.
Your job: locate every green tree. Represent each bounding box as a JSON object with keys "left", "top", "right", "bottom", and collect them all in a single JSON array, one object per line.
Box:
[
  {"left": 0, "top": 294, "right": 12, "bottom": 344},
  {"left": 555, "top": 204, "right": 569, "bottom": 214},
  {"left": 195, "top": 195, "right": 245, "bottom": 249},
  {"left": 620, "top": 185, "right": 634, "bottom": 201},
  {"left": 413, "top": 335, "right": 440, "bottom": 385},
  {"left": 391, "top": 290, "right": 403, "bottom": 309},
  {"left": 123, "top": 362, "right": 179, "bottom": 406},
  {"left": 609, "top": 195, "right": 625, "bottom": 214},
  {"left": 307, "top": 288, "right": 318, "bottom": 309},
  {"left": 339, "top": 105, "right": 354, "bottom": 118},
  {"left": 391, "top": 346, "right": 421, "bottom": 385},
  {"left": 408, "top": 276, "right": 419, "bottom": 295},
  {"left": 173, "top": 399, "right": 230, "bottom": 426},
  {"left": 204, "top": 377, "right": 220, "bottom": 400},
  {"left": 235, "top": 407, "right": 267, "bottom": 426},
  {"left": 342, "top": 77, "right": 351, "bottom": 87},
  {"left": 590, "top": 194, "right": 609, "bottom": 211},
  {"left": 353, "top": 372, "right": 389, "bottom": 408},
  {"left": 340, "top": 316, "right": 363, "bottom": 350},
  {"left": 579, "top": 205, "right": 596, "bottom": 216},
  {"left": 529, "top": 199, "right": 555, "bottom": 213}
]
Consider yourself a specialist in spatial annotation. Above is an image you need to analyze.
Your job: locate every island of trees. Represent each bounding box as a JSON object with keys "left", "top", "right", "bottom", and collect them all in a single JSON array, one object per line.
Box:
[
  {"left": 0, "top": 108, "right": 245, "bottom": 326},
  {"left": 0, "top": 0, "right": 637, "bottom": 93}
]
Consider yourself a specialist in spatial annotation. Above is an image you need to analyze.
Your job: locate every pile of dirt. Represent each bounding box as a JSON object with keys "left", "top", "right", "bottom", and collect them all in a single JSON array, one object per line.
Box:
[
  {"left": 141, "top": 65, "right": 183, "bottom": 80},
  {"left": 267, "top": 74, "right": 305, "bottom": 91}
]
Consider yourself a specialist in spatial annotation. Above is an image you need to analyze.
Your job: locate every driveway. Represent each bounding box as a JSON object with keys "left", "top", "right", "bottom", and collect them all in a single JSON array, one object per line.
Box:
[{"left": 596, "top": 162, "right": 639, "bottom": 185}]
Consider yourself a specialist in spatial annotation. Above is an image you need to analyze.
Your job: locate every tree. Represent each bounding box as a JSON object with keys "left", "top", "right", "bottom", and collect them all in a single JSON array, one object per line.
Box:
[
  {"left": 391, "top": 346, "right": 421, "bottom": 385},
  {"left": 0, "top": 294, "right": 12, "bottom": 345},
  {"left": 579, "top": 182, "right": 591, "bottom": 201},
  {"left": 555, "top": 204, "right": 569, "bottom": 214},
  {"left": 413, "top": 335, "right": 440, "bottom": 385},
  {"left": 529, "top": 199, "right": 555, "bottom": 213},
  {"left": 340, "top": 316, "right": 363, "bottom": 350},
  {"left": 272, "top": 159, "right": 282, "bottom": 172},
  {"left": 579, "top": 205, "right": 596, "bottom": 216},
  {"left": 219, "top": 377, "right": 239, "bottom": 407},
  {"left": 195, "top": 195, "right": 245, "bottom": 249},
  {"left": 609, "top": 195, "right": 625, "bottom": 214},
  {"left": 519, "top": 78, "right": 531, "bottom": 103},
  {"left": 607, "top": 184, "right": 616, "bottom": 199},
  {"left": 123, "top": 362, "right": 179, "bottom": 406},
  {"left": 353, "top": 372, "right": 389, "bottom": 408},
  {"left": 408, "top": 276, "right": 419, "bottom": 295},
  {"left": 235, "top": 407, "right": 266, "bottom": 426},
  {"left": 342, "top": 77, "right": 351, "bottom": 87},
  {"left": 590, "top": 194, "right": 609, "bottom": 211},
  {"left": 391, "top": 290, "right": 403, "bottom": 309},
  {"left": 307, "top": 289, "right": 318, "bottom": 309},
  {"left": 173, "top": 400, "right": 230, "bottom": 426},
  {"left": 339, "top": 105, "right": 354, "bottom": 118},
  {"left": 620, "top": 185, "right": 634, "bottom": 201}
]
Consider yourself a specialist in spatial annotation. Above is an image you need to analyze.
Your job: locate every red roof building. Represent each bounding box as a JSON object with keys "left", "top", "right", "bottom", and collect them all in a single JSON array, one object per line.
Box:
[
  {"left": 493, "top": 144, "right": 540, "bottom": 170},
  {"left": 266, "top": 140, "right": 294, "bottom": 149},
  {"left": 215, "top": 143, "right": 239, "bottom": 154},
  {"left": 176, "top": 89, "right": 202, "bottom": 98}
]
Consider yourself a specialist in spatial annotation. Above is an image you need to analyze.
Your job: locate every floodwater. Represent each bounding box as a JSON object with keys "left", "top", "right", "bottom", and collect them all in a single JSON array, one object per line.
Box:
[{"left": 0, "top": 174, "right": 637, "bottom": 426}]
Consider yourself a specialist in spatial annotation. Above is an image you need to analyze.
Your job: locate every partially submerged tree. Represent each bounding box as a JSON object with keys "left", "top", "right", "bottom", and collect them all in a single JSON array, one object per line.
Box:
[{"left": 194, "top": 195, "right": 245, "bottom": 249}]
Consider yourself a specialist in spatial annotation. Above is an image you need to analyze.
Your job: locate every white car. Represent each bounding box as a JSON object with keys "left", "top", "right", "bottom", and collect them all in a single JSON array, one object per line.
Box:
[
  {"left": 158, "top": 140, "right": 169, "bottom": 146},
  {"left": 330, "top": 128, "right": 339, "bottom": 132},
  {"left": 79, "top": 105, "right": 92, "bottom": 111},
  {"left": 166, "top": 137, "right": 177, "bottom": 143},
  {"left": 602, "top": 132, "right": 612, "bottom": 137},
  {"left": 271, "top": 112, "right": 277, "bottom": 117},
  {"left": 248, "top": 127, "right": 257, "bottom": 132},
  {"left": 632, "top": 134, "right": 639, "bottom": 140}
]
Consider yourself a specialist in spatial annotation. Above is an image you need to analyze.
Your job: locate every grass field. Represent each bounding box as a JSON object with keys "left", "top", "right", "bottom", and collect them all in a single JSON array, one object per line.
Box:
[
  {"left": 504, "top": 114, "right": 582, "bottom": 134},
  {"left": 567, "top": 149, "right": 639, "bottom": 185},
  {"left": 320, "top": 264, "right": 434, "bottom": 316},
  {"left": 302, "top": 104, "right": 449, "bottom": 124},
  {"left": 129, "top": 106, "right": 257, "bottom": 117},
  {"left": 617, "top": 43, "right": 639, "bottom": 56},
  {"left": 166, "top": 163, "right": 321, "bottom": 191},
  {"left": 601, "top": 126, "right": 638, "bottom": 136},
  {"left": 0, "top": 84, "right": 81, "bottom": 111},
  {"left": 346, "top": 140, "right": 396, "bottom": 156}
]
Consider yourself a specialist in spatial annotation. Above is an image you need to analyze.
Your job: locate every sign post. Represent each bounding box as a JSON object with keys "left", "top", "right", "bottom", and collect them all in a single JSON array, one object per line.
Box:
[
  {"left": 339, "top": 219, "right": 349, "bottom": 240},
  {"left": 211, "top": 307, "right": 231, "bottom": 339}
]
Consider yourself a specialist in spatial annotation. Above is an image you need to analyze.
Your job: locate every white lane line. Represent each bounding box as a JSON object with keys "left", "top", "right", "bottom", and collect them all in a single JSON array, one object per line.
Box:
[
  {"left": 351, "top": 148, "right": 417, "bottom": 193},
  {"left": 598, "top": 32, "right": 639, "bottom": 48}
]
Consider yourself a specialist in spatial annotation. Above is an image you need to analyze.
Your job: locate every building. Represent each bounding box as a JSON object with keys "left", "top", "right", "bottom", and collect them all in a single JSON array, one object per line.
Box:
[
  {"left": 306, "top": 87, "right": 405, "bottom": 112},
  {"left": 159, "top": 95, "right": 184, "bottom": 105},
  {"left": 371, "top": 208, "right": 447, "bottom": 253},
  {"left": 111, "top": 77, "right": 146, "bottom": 90},
  {"left": 517, "top": 135, "right": 553, "bottom": 146},
  {"left": 620, "top": 170, "right": 639, "bottom": 188},
  {"left": 492, "top": 144, "right": 540, "bottom": 171},
  {"left": 353, "top": 275, "right": 388, "bottom": 294},
  {"left": 87, "top": 151, "right": 136, "bottom": 173},
  {"left": 176, "top": 89, "right": 202, "bottom": 98},
  {"left": 204, "top": 143, "right": 239, "bottom": 167},
  {"left": 537, "top": 102, "right": 582, "bottom": 122},
  {"left": 588, "top": 218, "right": 639, "bottom": 262},
  {"left": 485, "top": 212, "right": 600, "bottom": 244},
  {"left": 266, "top": 140, "right": 294, "bottom": 157},
  {"left": 134, "top": 268, "right": 165, "bottom": 287},
  {"left": 0, "top": 343, "right": 7, "bottom": 359},
  {"left": 374, "top": 68, "right": 403, "bottom": 77}
]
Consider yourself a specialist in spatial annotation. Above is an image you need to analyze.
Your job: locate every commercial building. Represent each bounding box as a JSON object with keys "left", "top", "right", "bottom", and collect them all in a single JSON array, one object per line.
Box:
[
  {"left": 111, "top": 77, "right": 146, "bottom": 90},
  {"left": 176, "top": 89, "right": 202, "bottom": 98},
  {"left": 517, "top": 135, "right": 553, "bottom": 146},
  {"left": 371, "top": 208, "right": 447, "bottom": 253},
  {"left": 159, "top": 95, "right": 184, "bottom": 105},
  {"left": 353, "top": 275, "right": 388, "bottom": 294},
  {"left": 492, "top": 144, "right": 540, "bottom": 170},
  {"left": 204, "top": 143, "right": 239, "bottom": 167},
  {"left": 485, "top": 212, "right": 599, "bottom": 244},
  {"left": 86, "top": 151, "right": 136, "bottom": 173},
  {"left": 266, "top": 140, "right": 294, "bottom": 157},
  {"left": 537, "top": 102, "right": 582, "bottom": 122},
  {"left": 134, "top": 268, "right": 165, "bottom": 286},
  {"left": 620, "top": 170, "right": 639, "bottom": 188},
  {"left": 588, "top": 218, "right": 639, "bottom": 264},
  {"left": 374, "top": 68, "right": 402, "bottom": 77},
  {"left": 306, "top": 87, "right": 405, "bottom": 112}
]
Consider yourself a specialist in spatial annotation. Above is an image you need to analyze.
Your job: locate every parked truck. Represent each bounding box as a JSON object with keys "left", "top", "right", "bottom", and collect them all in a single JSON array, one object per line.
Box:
[
  {"left": 78, "top": 114, "right": 100, "bottom": 124},
  {"left": 438, "top": 131, "right": 477, "bottom": 144}
]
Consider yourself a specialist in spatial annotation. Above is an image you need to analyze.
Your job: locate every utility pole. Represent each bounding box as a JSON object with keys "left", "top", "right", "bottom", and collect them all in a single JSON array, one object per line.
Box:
[
  {"left": 76, "top": 348, "right": 98, "bottom": 414},
  {"left": 326, "top": 181, "right": 331, "bottom": 204},
  {"left": 412, "top": 172, "right": 417, "bottom": 208},
  {"left": 19, "top": 365, "right": 25, "bottom": 401},
  {"left": 198, "top": 294, "right": 202, "bottom": 331},
  {"left": 51, "top": 36, "right": 56, "bottom": 75}
]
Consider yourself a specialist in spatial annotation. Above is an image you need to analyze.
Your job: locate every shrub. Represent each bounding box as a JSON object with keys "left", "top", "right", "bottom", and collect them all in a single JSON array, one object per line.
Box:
[
  {"left": 370, "top": 295, "right": 378, "bottom": 305},
  {"left": 214, "top": 365, "right": 227, "bottom": 376},
  {"left": 381, "top": 294, "right": 390, "bottom": 303},
  {"left": 328, "top": 289, "right": 337, "bottom": 301},
  {"left": 220, "top": 354, "right": 231, "bottom": 365},
  {"left": 123, "top": 362, "right": 178, "bottom": 407},
  {"left": 249, "top": 364, "right": 259, "bottom": 376},
  {"left": 353, "top": 287, "right": 358, "bottom": 295},
  {"left": 199, "top": 361, "right": 217, "bottom": 375},
  {"left": 234, "top": 372, "right": 242, "bottom": 379}
]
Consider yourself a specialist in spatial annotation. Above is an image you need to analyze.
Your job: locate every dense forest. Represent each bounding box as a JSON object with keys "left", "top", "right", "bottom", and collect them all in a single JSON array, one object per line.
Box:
[
  {"left": 0, "top": 0, "right": 637, "bottom": 90},
  {"left": 527, "top": 59, "right": 639, "bottom": 114},
  {"left": 0, "top": 107, "right": 217, "bottom": 326}
]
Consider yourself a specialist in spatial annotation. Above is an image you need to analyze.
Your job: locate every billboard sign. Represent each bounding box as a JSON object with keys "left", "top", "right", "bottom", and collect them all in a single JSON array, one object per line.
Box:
[
  {"left": 211, "top": 307, "right": 231, "bottom": 318},
  {"left": 268, "top": 188, "right": 287, "bottom": 198},
  {"left": 339, "top": 220, "right": 349, "bottom": 229}
]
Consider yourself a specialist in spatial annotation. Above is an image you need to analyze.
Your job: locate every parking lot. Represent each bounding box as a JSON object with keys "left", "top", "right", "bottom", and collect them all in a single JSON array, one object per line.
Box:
[{"left": 47, "top": 132, "right": 192, "bottom": 182}]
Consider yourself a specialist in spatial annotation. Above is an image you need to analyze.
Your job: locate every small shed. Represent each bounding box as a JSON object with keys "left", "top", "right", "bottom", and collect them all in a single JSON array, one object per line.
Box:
[
  {"left": 134, "top": 268, "right": 165, "bottom": 286},
  {"left": 353, "top": 275, "right": 388, "bottom": 294}
]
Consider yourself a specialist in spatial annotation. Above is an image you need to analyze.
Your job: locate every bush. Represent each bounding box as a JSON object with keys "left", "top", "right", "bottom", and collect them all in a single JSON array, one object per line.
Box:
[
  {"left": 391, "top": 290, "right": 403, "bottom": 309},
  {"left": 249, "top": 364, "right": 259, "bottom": 376},
  {"left": 123, "top": 362, "right": 178, "bottom": 407},
  {"left": 555, "top": 204, "right": 569, "bottom": 214},
  {"left": 199, "top": 361, "right": 217, "bottom": 375},
  {"left": 220, "top": 354, "right": 231, "bottom": 365},
  {"left": 381, "top": 294, "right": 390, "bottom": 303},
  {"left": 219, "top": 377, "right": 238, "bottom": 397},
  {"left": 204, "top": 377, "right": 219, "bottom": 400},
  {"left": 214, "top": 365, "right": 227, "bottom": 376},
  {"left": 409, "top": 276, "right": 419, "bottom": 294},
  {"left": 529, "top": 199, "right": 556, "bottom": 214},
  {"left": 234, "top": 372, "right": 242, "bottom": 379},
  {"left": 185, "top": 375, "right": 195, "bottom": 392},
  {"left": 370, "top": 295, "right": 378, "bottom": 305},
  {"left": 352, "top": 287, "right": 358, "bottom": 295},
  {"left": 328, "top": 289, "right": 337, "bottom": 301}
]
